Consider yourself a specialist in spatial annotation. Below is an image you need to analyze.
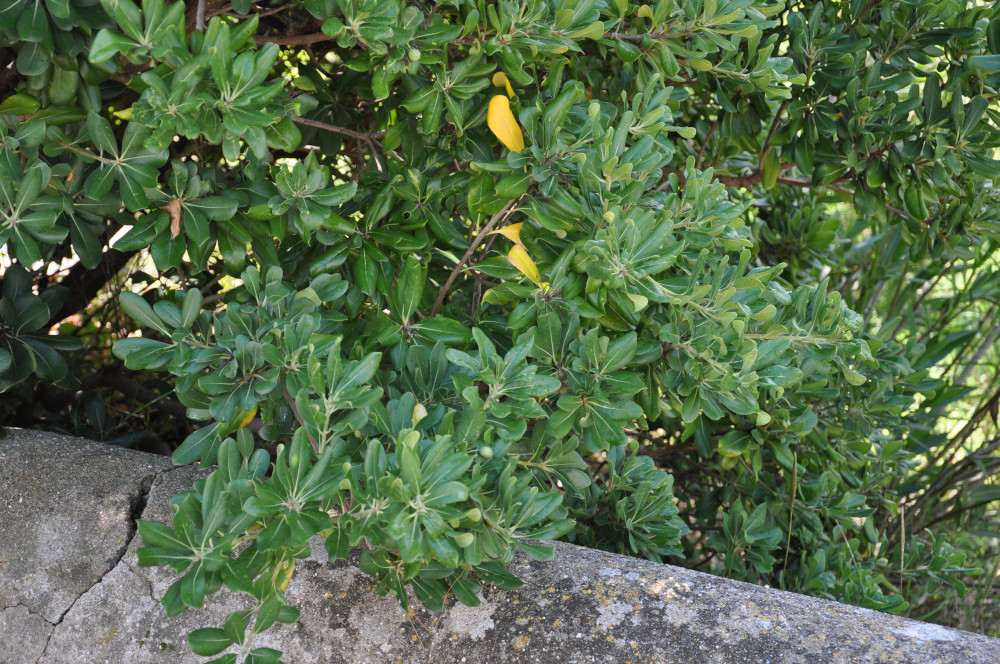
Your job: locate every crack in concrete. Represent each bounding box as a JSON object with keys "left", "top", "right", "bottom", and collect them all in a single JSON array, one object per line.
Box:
[
  {"left": 1, "top": 601, "right": 56, "bottom": 626},
  {"left": 122, "top": 465, "right": 194, "bottom": 606},
  {"left": 35, "top": 468, "right": 162, "bottom": 663}
]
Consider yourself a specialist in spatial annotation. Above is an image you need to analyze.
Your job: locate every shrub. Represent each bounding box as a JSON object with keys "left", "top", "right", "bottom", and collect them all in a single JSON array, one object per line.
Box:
[{"left": 2, "top": 0, "right": 1000, "bottom": 657}]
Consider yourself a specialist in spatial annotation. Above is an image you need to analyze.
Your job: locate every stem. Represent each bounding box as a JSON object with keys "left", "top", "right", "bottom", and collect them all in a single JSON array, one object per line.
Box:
[
  {"left": 758, "top": 100, "right": 789, "bottom": 172},
  {"left": 195, "top": 0, "right": 206, "bottom": 31},
  {"left": 430, "top": 198, "right": 520, "bottom": 316},
  {"left": 292, "top": 116, "right": 386, "bottom": 142},
  {"left": 254, "top": 33, "right": 334, "bottom": 46},
  {"left": 696, "top": 121, "right": 717, "bottom": 170}
]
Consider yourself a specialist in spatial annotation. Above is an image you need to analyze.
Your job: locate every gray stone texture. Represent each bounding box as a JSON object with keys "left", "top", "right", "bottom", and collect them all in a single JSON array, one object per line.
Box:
[{"left": 1, "top": 427, "right": 998, "bottom": 663}]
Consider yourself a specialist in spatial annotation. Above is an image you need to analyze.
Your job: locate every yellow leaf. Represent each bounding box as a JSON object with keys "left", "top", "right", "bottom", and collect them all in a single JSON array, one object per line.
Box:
[
  {"left": 489, "top": 223, "right": 524, "bottom": 247},
  {"left": 637, "top": 5, "right": 654, "bottom": 19},
  {"left": 507, "top": 244, "right": 543, "bottom": 287},
  {"left": 487, "top": 95, "right": 524, "bottom": 152},
  {"left": 492, "top": 71, "right": 515, "bottom": 98},
  {"left": 113, "top": 106, "right": 133, "bottom": 120}
]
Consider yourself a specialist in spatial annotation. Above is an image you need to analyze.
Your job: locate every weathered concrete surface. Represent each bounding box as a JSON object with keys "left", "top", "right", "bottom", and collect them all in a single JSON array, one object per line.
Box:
[
  {"left": 0, "top": 429, "right": 171, "bottom": 625},
  {"left": 3, "top": 428, "right": 999, "bottom": 664},
  {"left": 0, "top": 603, "right": 52, "bottom": 662}
]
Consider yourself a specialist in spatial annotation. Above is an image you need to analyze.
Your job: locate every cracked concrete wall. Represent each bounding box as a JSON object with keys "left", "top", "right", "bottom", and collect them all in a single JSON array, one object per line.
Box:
[
  {"left": 0, "top": 428, "right": 172, "bottom": 663},
  {"left": 2, "top": 428, "right": 999, "bottom": 664}
]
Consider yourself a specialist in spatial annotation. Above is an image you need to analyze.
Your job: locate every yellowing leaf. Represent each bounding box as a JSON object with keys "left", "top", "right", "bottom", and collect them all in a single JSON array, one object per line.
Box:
[
  {"left": 278, "top": 560, "right": 294, "bottom": 592},
  {"left": 487, "top": 95, "right": 524, "bottom": 152},
  {"left": 507, "top": 244, "right": 542, "bottom": 287},
  {"left": 113, "top": 106, "right": 133, "bottom": 120},
  {"left": 492, "top": 71, "right": 515, "bottom": 98},
  {"left": 637, "top": 5, "right": 654, "bottom": 19},
  {"left": 489, "top": 223, "right": 524, "bottom": 247},
  {"left": 236, "top": 405, "right": 258, "bottom": 430}
]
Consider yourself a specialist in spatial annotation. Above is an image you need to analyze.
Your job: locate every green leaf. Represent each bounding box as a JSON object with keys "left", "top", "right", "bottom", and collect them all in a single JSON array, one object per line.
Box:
[
  {"left": 0, "top": 93, "right": 40, "bottom": 115},
  {"left": 22, "top": 338, "right": 68, "bottom": 382},
  {"left": 112, "top": 337, "right": 172, "bottom": 369},
  {"left": 100, "top": 0, "right": 143, "bottom": 41},
  {"left": 188, "top": 628, "right": 233, "bottom": 657},
  {"left": 181, "top": 288, "right": 203, "bottom": 328},
  {"left": 16, "top": 42, "right": 50, "bottom": 76},
  {"left": 16, "top": 1, "right": 49, "bottom": 42},
  {"left": 189, "top": 196, "right": 238, "bottom": 221},
  {"left": 172, "top": 424, "right": 221, "bottom": 465},
  {"left": 515, "top": 541, "right": 554, "bottom": 561},
  {"left": 567, "top": 20, "right": 605, "bottom": 40},
  {"left": 969, "top": 54, "right": 1000, "bottom": 73},
  {"left": 69, "top": 217, "right": 102, "bottom": 270},
  {"left": 495, "top": 172, "right": 532, "bottom": 199},
  {"left": 89, "top": 29, "right": 137, "bottom": 63},
  {"left": 119, "top": 291, "right": 171, "bottom": 335}
]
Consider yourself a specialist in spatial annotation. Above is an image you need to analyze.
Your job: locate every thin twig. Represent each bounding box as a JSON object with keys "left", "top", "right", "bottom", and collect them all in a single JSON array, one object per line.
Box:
[
  {"left": 226, "top": 3, "right": 290, "bottom": 18},
  {"left": 254, "top": 32, "right": 334, "bottom": 46},
  {"left": 758, "top": 100, "right": 789, "bottom": 172},
  {"left": 292, "top": 116, "right": 386, "bottom": 141},
  {"left": 659, "top": 165, "right": 825, "bottom": 190},
  {"left": 430, "top": 199, "right": 520, "bottom": 316},
  {"left": 293, "top": 116, "right": 396, "bottom": 169},
  {"left": 696, "top": 121, "right": 716, "bottom": 170},
  {"left": 605, "top": 29, "right": 694, "bottom": 42}
]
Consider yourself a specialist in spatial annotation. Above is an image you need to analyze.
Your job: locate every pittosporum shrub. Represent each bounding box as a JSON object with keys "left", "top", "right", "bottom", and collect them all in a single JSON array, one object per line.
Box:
[{"left": 2, "top": 0, "right": 1000, "bottom": 657}]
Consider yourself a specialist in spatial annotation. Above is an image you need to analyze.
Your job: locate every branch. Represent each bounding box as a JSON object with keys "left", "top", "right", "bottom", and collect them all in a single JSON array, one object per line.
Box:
[
  {"left": 293, "top": 116, "right": 398, "bottom": 170},
  {"left": 605, "top": 29, "right": 694, "bottom": 42},
  {"left": 48, "top": 247, "right": 137, "bottom": 326},
  {"left": 292, "top": 116, "right": 385, "bottom": 141},
  {"left": 758, "top": 100, "right": 789, "bottom": 172},
  {"left": 430, "top": 199, "right": 520, "bottom": 317},
  {"left": 660, "top": 165, "right": 816, "bottom": 190},
  {"left": 254, "top": 32, "right": 333, "bottom": 46},
  {"left": 195, "top": 0, "right": 206, "bottom": 31},
  {"left": 696, "top": 121, "right": 716, "bottom": 169}
]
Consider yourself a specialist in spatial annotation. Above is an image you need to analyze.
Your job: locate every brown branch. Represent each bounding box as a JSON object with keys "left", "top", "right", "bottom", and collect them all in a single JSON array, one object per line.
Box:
[
  {"left": 848, "top": 0, "right": 881, "bottom": 32},
  {"left": 292, "top": 116, "right": 386, "bottom": 141},
  {"left": 48, "top": 247, "right": 137, "bottom": 326},
  {"left": 605, "top": 30, "right": 692, "bottom": 42},
  {"left": 660, "top": 165, "right": 814, "bottom": 189},
  {"left": 430, "top": 199, "right": 520, "bottom": 317},
  {"left": 254, "top": 32, "right": 333, "bottom": 46},
  {"left": 696, "top": 121, "right": 716, "bottom": 169},
  {"left": 223, "top": 3, "right": 290, "bottom": 18},
  {"left": 293, "top": 116, "right": 396, "bottom": 170},
  {"left": 758, "top": 100, "right": 789, "bottom": 172}
]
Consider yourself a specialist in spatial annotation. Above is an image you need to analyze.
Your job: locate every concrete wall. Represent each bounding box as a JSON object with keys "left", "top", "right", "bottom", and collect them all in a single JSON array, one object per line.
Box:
[{"left": 1, "top": 428, "right": 997, "bottom": 664}]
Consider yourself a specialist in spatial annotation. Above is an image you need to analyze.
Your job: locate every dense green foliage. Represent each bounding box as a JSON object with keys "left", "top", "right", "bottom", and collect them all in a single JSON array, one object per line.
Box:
[{"left": 2, "top": 0, "right": 1000, "bottom": 658}]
